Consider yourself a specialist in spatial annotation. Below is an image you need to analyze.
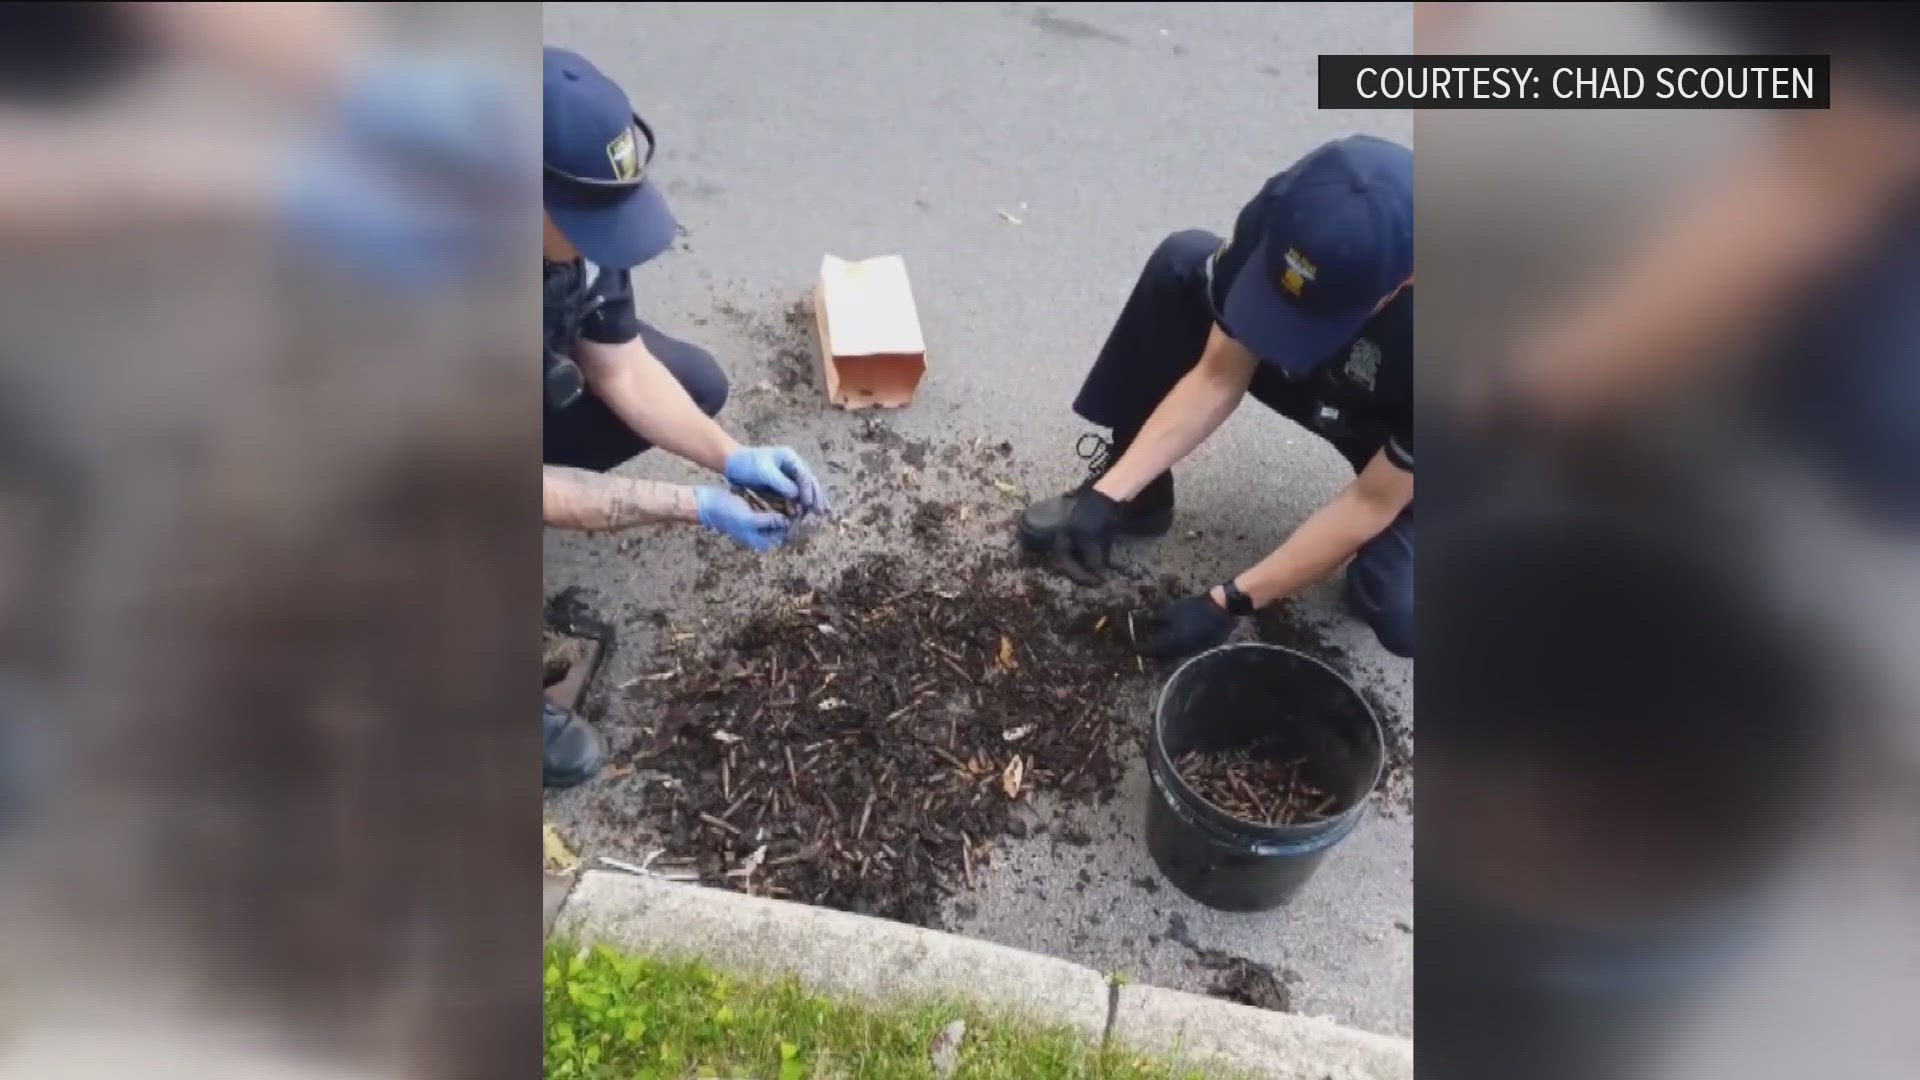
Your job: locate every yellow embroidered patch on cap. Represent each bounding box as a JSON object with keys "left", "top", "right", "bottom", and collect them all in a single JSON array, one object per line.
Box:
[
  {"left": 606, "top": 127, "right": 640, "bottom": 181},
  {"left": 1280, "top": 248, "right": 1318, "bottom": 297}
]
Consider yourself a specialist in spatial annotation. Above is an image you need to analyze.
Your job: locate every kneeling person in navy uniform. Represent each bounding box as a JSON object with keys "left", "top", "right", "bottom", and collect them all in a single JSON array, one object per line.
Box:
[
  {"left": 1020, "top": 136, "right": 1413, "bottom": 661},
  {"left": 540, "top": 48, "right": 829, "bottom": 787}
]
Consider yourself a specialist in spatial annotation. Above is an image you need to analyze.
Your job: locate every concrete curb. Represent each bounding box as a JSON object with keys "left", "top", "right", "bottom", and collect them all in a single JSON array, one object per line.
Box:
[
  {"left": 553, "top": 870, "right": 1109, "bottom": 1038},
  {"left": 1112, "top": 983, "right": 1412, "bottom": 1079},
  {"left": 550, "top": 870, "right": 1412, "bottom": 1079},
  {"left": 542, "top": 872, "right": 576, "bottom": 937}
]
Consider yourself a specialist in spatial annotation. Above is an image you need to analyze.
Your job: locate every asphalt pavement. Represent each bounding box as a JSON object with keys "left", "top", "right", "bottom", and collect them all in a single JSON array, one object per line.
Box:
[{"left": 542, "top": 1, "right": 1412, "bottom": 1038}]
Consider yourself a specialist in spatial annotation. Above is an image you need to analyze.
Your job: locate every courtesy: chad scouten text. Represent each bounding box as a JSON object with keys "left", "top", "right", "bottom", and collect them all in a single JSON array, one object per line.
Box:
[{"left": 1319, "top": 56, "right": 1830, "bottom": 110}]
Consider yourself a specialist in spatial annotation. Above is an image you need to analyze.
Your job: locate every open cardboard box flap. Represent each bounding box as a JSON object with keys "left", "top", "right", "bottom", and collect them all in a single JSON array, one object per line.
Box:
[{"left": 812, "top": 254, "right": 928, "bottom": 410}]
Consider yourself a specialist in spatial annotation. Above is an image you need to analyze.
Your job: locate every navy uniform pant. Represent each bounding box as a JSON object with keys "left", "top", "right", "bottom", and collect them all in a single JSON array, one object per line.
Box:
[
  {"left": 542, "top": 321, "right": 730, "bottom": 473},
  {"left": 1071, "top": 230, "right": 1414, "bottom": 657}
]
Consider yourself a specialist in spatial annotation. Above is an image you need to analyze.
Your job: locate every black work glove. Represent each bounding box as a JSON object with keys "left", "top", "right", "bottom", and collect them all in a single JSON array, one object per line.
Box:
[
  {"left": 1131, "top": 591, "right": 1237, "bottom": 660},
  {"left": 1053, "top": 489, "right": 1123, "bottom": 586}
]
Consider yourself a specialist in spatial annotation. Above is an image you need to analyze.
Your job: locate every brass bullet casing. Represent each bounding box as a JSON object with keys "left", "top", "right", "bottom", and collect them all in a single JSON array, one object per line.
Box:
[{"left": 731, "top": 485, "right": 803, "bottom": 521}]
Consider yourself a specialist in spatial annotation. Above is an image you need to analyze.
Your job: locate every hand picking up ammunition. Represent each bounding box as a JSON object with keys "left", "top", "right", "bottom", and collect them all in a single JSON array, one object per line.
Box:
[{"left": 732, "top": 485, "right": 810, "bottom": 523}]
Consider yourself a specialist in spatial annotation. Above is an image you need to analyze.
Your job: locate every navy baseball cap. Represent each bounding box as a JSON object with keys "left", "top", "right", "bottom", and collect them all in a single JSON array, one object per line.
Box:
[
  {"left": 1223, "top": 135, "right": 1413, "bottom": 375},
  {"left": 543, "top": 47, "right": 677, "bottom": 269}
]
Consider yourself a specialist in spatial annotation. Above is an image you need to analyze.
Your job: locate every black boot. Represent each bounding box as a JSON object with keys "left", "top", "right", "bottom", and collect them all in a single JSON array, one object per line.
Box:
[
  {"left": 543, "top": 698, "right": 606, "bottom": 790},
  {"left": 1018, "top": 431, "right": 1174, "bottom": 554}
]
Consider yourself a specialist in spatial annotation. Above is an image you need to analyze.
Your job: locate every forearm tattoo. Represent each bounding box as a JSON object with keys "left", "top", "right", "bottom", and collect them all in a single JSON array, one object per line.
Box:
[{"left": 543, "top": 467, "right": 695, "bottom": 533}]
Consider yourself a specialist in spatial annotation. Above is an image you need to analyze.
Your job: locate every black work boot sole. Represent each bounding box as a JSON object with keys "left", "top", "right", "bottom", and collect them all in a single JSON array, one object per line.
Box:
[{"left": 1016, "top": 478, "right": 1174, "bottom": 556}]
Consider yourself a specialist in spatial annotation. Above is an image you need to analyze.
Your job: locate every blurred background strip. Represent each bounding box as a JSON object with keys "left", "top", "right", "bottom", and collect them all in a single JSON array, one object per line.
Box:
[
  {"left": 0, "top": 5, "right": 541, "bottom": 1078},
  {"left": 1416, "top": 3, "right": 1920, "bottom": 1079}
]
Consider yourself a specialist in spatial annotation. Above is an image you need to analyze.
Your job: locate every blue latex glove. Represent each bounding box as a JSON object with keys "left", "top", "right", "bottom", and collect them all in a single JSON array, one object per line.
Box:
[
  {"left": 694, "top": 487, "right": 794, "bottom": 553},
  {"left": 338, "top": 55, "right": 532, "bottom": 182},
  {"left": 277, "top": 142, "right": 514, "bottom": 291},
  {"left": 723, "top": 446, "right": 830, "bottom": 516}
]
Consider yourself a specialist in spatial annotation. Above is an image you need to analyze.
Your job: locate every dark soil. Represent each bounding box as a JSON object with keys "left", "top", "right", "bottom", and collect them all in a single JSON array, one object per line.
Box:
[
  {"left": 1365, "top": 688, "right": 1415, "bottom": 815},
  {"left": 853, "top": 415, "right": 913, "bottom": 450},
  {"left": 1207, "top": 958, "right": 1293, "bottom": 1012},
  {"left": 1054, "top": 822, "right": 1095, "bottom": 847},
  {"left": 623, "top": 552, "right": 1179, "bottom": 926},
  {"left": 1249, "top": 603, "right": 1348, "bottom": 669},
  {"left": 1173, "top": 744, "right": 1336, "bottom": 826},
  {"left": 715, "top": 298, "right": 818, "bottom": 395},
  {"left": 909, "top": 500, "right": 946, "bottom": 542},
  {"left": 1167, "top": 911, "right": 1294, "bottom": 1012},
  {"left": 545, "top": 589, "right": 615, "bottom": 708},
  {"left": 545, "top": 585, "right": 613, "bottom": 646},
  {"left": 774, "top": 299, "right": 817, "bottom": 393}
]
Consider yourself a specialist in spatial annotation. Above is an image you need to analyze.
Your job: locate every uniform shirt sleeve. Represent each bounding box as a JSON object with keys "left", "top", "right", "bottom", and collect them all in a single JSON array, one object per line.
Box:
[
  {"left": 1384, "top": 417, "right": 1413, "bottom": 472},
  {"left": 577, "top": 263, "right": 642, "bottom": 346},
  {"left": 1381, "top": 342, "right": 1413, "bottom": 471},
  {"left": 1373, "top": 286, "right": 1414, "bottom": 473}
]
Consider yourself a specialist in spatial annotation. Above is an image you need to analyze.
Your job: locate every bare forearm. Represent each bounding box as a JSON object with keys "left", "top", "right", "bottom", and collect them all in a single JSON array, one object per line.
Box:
[
  {"left": 587, "top": 350, "right": 738, "bottom": 474},
  {"left": 543, "top": 466, "right": 698, "bottom": 533},
  {"left": 1523, "top": 165, "right": 1860, "bottom": 407},
  {"left": 0, "top": 129, "right": 275, "bottom": 231},
  {"left": 1094, "top": 326, "right": 1253, "bottom": 500},
  {"left": 1234, "top": 489, "right": 1400, "bottom": 607},
  {"left": 1521, "top": 110, "right": 1920, "bottom": 414}
]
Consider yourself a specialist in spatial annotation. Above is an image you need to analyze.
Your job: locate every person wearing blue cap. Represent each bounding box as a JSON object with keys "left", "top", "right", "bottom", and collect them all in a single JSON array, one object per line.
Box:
[
  {"left": 1018, "top": 135, "right": 1414, "bottom": 660},
  {"left": 540, "top": 47, "right": 830, "bottom": 787}
]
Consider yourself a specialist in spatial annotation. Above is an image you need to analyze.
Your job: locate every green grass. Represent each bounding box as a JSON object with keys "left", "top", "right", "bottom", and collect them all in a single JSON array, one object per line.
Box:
[{"left": 545, "top": 940, "right": 1242, "bottom": 1080}]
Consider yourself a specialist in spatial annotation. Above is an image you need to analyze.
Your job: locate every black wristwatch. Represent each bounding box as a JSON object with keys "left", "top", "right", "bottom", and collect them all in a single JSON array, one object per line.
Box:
[{"left": 1219, "top": 580, "right": 1256, "bottom": 618}]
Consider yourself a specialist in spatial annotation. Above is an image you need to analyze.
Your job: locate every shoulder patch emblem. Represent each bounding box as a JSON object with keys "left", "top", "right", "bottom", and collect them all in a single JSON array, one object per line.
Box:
[{"left": 1345, "top": 338, "right": 1381, "bottom": 390}]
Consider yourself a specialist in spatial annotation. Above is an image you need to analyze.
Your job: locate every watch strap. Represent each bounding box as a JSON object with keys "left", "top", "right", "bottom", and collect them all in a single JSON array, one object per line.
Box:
[{"left": 1221, "top": 580, "right": 1255, "bottom": 618}]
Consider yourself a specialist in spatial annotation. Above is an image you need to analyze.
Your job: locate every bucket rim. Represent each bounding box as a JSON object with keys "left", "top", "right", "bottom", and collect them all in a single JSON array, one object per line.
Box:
[{"left": 1150, "top": 641, "right": 1386, "bottom": 837}]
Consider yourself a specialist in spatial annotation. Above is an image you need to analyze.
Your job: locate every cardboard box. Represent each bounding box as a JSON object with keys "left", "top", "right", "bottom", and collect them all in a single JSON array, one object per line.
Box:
[{"left": 812, "top": 254, "right": 927, "bottom": 409}]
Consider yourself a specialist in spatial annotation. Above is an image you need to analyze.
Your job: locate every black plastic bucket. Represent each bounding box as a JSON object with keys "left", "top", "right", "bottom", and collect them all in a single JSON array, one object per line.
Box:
[{"left": 1145, "top": 643, "right": 1384, "bottom": 912}]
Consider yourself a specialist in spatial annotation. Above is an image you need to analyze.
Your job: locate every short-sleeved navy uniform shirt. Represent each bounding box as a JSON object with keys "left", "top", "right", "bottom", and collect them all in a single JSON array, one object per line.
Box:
[
  {"left": 543, "top": 256, "right": 642, "bottom": 402},
  {"left": 1204, "top": 192, "right": 1414, "bottom": 474}
]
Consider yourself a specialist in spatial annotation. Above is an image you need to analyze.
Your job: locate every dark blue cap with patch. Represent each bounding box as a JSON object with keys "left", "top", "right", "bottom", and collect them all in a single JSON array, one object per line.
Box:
[
  {"left": 543, "top": 47, "right": 677, "bottom": 269},
  {"left": 1223, "top": 135, "right": 1413, "bottom": 375}
]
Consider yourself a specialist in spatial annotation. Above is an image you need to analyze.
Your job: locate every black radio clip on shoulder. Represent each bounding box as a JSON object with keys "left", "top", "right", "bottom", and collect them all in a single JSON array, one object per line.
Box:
[{"left": 543, "top": 260, "right": 592, "bottom": 411}]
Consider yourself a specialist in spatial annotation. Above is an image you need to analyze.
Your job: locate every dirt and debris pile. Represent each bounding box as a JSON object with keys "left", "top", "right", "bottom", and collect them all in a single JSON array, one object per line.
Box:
[
  {"left": 1167, "top": 911, "right": 1295, "bottom": 1012},
  {"left": 1207, "top": 957, "right": 1293, "bottom": 1012},
  {"left": 714, "top": 298, "right": 819, "bottom": 396},
  {"left": 625, "top": 554, "right": 1174, "bottom": 926}
]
